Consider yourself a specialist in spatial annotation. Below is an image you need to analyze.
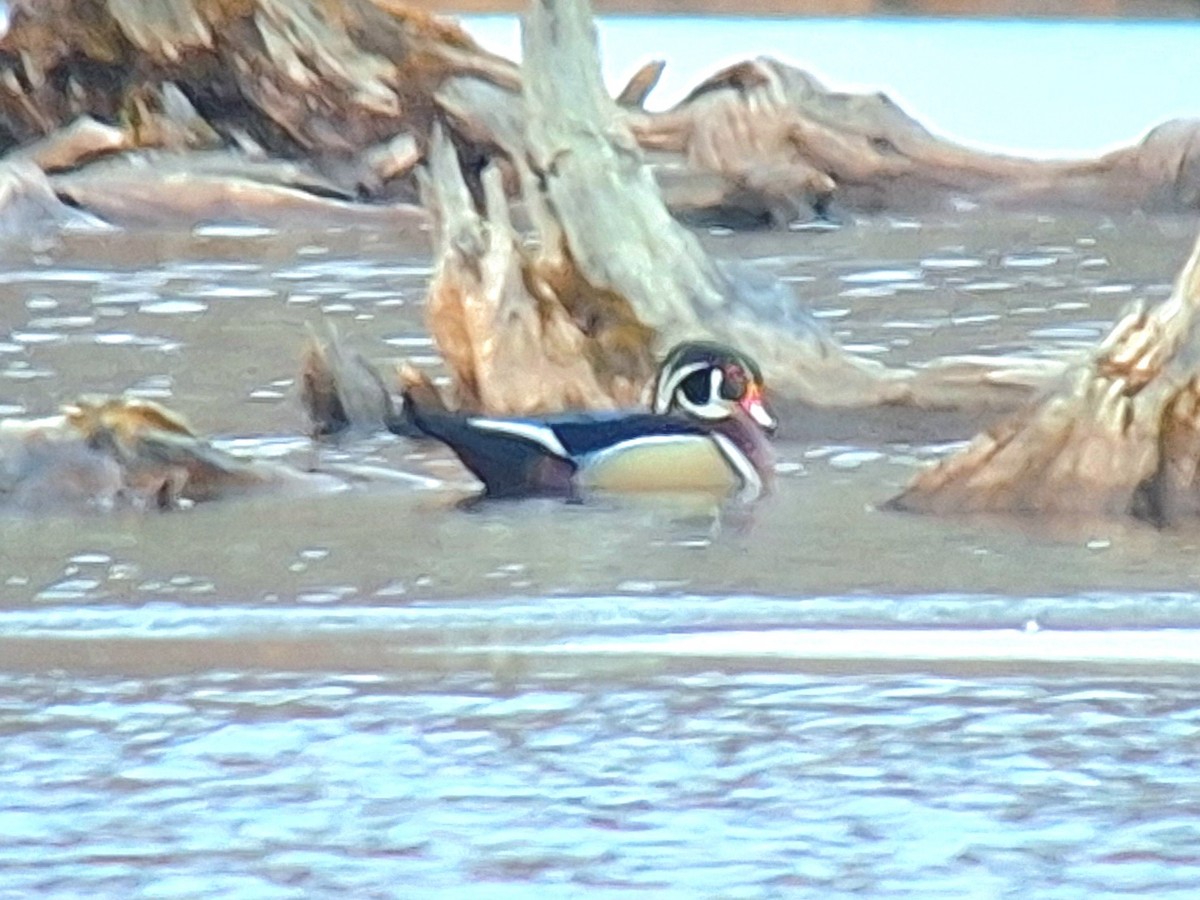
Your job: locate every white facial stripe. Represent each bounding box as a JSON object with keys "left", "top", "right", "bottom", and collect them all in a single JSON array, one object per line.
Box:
[
  {"left": 711, "top": 433, "right": 763, "bottom": 500},
  {"left": 709, "top": 368, "right": 724, "bottom": 402},
  {"left": 467, "top": 418, "right": 569, "bottom": 458},
  {"left": 746, "top": 398, "right": 777, "bottom": 430},
  {"left": 654, "top": 360, "right": 710, "bottom": 414},
  {"left": 664, "top": 365, "right": 732, "bottom": 421},
  {"left": 674, "top": 391, "right": 728, "bottom": 420}
]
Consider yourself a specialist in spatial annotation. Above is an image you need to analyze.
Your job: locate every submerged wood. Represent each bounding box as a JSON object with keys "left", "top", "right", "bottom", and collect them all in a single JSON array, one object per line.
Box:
[
  {"left": 0, "top": 159, "right": 110, "bottom": 236},
  {"left": 891, "top": 233, "right": 1200, "bottom": 522},
  {"left": 0, "top": 397, "right": 337, "bottom": 513}
]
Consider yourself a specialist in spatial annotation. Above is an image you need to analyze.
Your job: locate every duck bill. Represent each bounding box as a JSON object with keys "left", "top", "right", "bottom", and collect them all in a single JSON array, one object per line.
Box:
[{"left": 740, "top": 384, "right": 778, "bottom": 434}]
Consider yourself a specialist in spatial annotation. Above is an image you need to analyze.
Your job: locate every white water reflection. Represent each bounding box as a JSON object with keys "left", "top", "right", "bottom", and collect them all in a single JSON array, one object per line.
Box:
[{"left": 6, "top": 593, "right": 1200, "bottom": 675}]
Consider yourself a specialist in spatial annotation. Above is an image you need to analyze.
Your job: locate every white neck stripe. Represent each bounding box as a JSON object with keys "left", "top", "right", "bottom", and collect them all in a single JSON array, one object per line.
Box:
[
  {"left": 711, "top": 433, "right": 763, "bottom": 500},
  {"left": 466, "top": 418, "right": 569, "bottom": 458}
]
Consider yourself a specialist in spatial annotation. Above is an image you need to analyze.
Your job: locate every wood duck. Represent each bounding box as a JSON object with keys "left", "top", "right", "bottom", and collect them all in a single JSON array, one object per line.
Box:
[{"left": 404, "top": 341, "right": 778, "bottom": 500}]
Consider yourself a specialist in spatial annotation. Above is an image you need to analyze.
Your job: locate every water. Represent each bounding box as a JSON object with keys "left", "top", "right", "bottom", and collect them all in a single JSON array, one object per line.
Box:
[
  {"left": 4, "top": 13, "right": 1200, "bottom": 893},
  {"left": 3, "top": 209, "right": 1200, "bottom": 896},
  {"left": 3, "top": 670, "right": 1200, "bottom": 898}
]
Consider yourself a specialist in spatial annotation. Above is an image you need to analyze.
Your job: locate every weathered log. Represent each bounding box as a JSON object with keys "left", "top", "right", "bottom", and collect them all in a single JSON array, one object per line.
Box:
[
  {"left": 0, "top": 0, "right": 520, "bottom": 227},
  {"left": 422, "top": 123, "right": 652, "bottom": 413},
  {"left": 11, "top": 116, "right": 134, "bottom": 172},
  {"left": 0, "top": 109, "right": 430, "bottom": 229},
  {"left": 443, "top": 46, "right": 1200, "bottom": 223},
  {"left": 300, "top": 112, "right": 657, "bottom": 427},
  {"left": 0, "top": 396, "right": 339, "bottom": 513},
  {"left": 890, "top": 233, "right": 1200, "bottom": 522},
  {"left": 46, "top": 149, "right": 428, "bottom": 228},
  {"left": 300, "top": 323, "right": 419, "bottom": 437},
  {"left": 615, "top": 60, "right": 665, "bottom": 109},
  {"left": 0, "top": 158, "right": 109, "bottom": 236},
  {"left": 0, "top": 0, "right": 517, "bottom": 173},
  {"left": 422, "top": 0, "right": 1061, "bottom": 414},
  {"left": 630, "top": 58, "right": 1200, "bottom": 221},
  {"left": 3, "top": 0, "right": 1199, "bottom": 224}
]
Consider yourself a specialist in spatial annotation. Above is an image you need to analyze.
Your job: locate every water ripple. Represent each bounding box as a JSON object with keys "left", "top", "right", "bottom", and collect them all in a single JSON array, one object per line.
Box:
[{"left": 2, "top": 668, "right": 1198, "bottom": 896}]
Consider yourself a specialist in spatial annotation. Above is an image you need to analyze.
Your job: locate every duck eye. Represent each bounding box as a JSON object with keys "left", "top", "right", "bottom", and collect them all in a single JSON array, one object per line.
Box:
[{"left": 678, "top": 368, "right": 713, "bottom": 405}]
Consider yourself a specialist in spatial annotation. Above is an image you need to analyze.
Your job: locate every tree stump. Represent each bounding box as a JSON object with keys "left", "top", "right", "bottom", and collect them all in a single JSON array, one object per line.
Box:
[{"left": 891, "top": 233, "right": 1200, "bottom": 523}]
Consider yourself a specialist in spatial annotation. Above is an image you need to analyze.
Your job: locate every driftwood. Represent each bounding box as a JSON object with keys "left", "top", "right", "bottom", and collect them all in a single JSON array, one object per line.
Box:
[
  {"left": 0, "top": 397, "right": 338, "bottom": 513},
  {"left": 0, "top": 0, "right": 513, "bottom": 225},
  {"left": 0, "top": 0, "right": 517, "bottom": 164},
  {"left": 6, "top": 0, "right": 1200, "bottom": 524},
  {"left": 631, "top": 60, "right": 1200, "bottom": 224},
  {"left": 425, "top": 0, "right": 885, "bottom": 412},
  {"left": 413, "top": 0, "right": 1062, "bottom": 415},
  {"left": 891, "top": 233, "right": 1200, "bottom": 523},
  {"left": 46, "top": 149, "right": 428, "bottom": 229},
  {"left": 0, "top": 158, "right": 109, "bottom": 236},
  {"left": 347, "top": 0, "right": 1200, "bottom": 523},
  {"left": 1, "top": 0, "right": 1198, "bottom": 229},
  {"left": 422, "top": 125, "right": 652, "bottom": 413}
]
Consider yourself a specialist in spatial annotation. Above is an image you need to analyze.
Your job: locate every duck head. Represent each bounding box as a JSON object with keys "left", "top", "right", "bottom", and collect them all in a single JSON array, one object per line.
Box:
[{"left": 652, "top": 341, "right": 777, "bottom": 434}]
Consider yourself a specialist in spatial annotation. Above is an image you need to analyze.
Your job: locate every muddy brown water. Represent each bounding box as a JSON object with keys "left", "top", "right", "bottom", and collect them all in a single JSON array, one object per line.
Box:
[{"left": 3, "top": 212, "right": 1200, "bottom": 897}]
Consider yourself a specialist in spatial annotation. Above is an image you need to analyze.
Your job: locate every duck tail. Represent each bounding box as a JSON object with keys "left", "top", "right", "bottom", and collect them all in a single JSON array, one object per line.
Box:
[
  {"left": 397, "top": 362, "right": 450, "bottom": 435},
  {"left": 300, "top": 324, "right": 421, "bottom": 439}
]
